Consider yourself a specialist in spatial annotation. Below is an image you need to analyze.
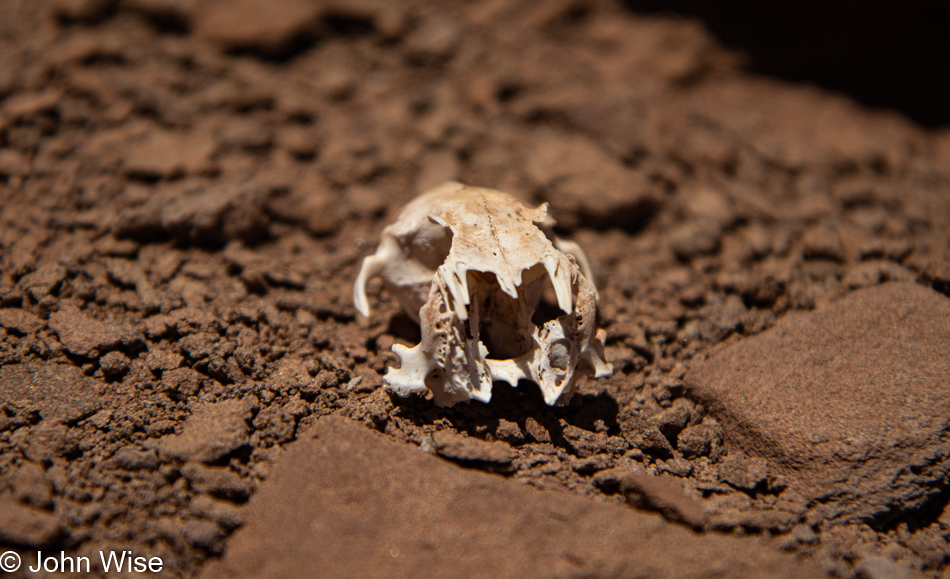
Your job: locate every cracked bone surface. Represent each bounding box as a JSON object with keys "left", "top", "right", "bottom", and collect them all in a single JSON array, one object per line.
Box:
[{"left": 354, "top": 182, "right": 612, "bottom": 407}]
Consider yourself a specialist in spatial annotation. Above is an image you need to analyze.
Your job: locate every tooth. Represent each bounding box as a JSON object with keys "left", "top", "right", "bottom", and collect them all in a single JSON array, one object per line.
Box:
[
  {"left": 497, "top": 273, "right": 519, "bottom": 299},
  {"left": 543, "top": 256, "right": 573, "bottom": 315},
  {"left": 439, "top": 267, "right": 469, "bottom": 320},
  {"left": 455, "top": 265, "right": 471, "bottom": 305},
  {"left": 469, "top": 341, "right": 493, "bottom": 402}
]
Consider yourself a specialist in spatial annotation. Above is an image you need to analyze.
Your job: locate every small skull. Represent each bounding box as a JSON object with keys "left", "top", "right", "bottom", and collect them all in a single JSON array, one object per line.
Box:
[{"left": 354, "top": 182, "right": 612, "bottom": 407}]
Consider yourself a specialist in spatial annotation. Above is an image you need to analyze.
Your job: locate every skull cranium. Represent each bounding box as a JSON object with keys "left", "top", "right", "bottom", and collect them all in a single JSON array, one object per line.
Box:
[{"left": 354, "top": 182, "right": 612, "bottom": 407}]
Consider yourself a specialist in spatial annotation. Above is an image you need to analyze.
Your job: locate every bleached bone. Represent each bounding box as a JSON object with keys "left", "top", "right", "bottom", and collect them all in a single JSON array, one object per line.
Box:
[{"left": 354, "top": 182, "right": 612, "bottom": 407}]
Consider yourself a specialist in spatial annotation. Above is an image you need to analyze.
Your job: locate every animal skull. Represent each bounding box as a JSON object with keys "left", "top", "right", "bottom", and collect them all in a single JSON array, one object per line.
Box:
[{"left": 354, "top": 182, "right": 612, "bottom": 407}]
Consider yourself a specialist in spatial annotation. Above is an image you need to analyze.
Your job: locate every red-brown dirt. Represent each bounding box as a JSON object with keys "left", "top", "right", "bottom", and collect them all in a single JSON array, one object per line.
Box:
[{"left": 2, "top": 0, "right": 949, "bottom": 577}]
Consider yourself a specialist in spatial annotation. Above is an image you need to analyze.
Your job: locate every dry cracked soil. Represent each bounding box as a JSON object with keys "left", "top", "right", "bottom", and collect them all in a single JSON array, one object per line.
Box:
[{"left": 2, "top": 0, "right": 950, "bottom": 577}]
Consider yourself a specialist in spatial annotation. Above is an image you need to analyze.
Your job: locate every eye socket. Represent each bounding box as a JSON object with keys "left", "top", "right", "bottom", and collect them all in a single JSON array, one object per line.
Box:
[{"left": 407, "top": 219, "right": 453, "bottom": 271}]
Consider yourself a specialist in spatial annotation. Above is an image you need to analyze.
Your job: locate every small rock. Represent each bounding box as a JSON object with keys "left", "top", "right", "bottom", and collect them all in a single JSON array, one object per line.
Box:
[
  {"left": 266, "top": 176, "right": 341, "bottom": 237},
  {"left": 93, "top": 236, "right": 140, "bottom": 257},
  {"left": 158, "top": 186, "right": 269, "bottom": 245},
  {"left": 86, "top": 409, "right": 113, "bottom": 430},
  {"left": 168, "top": 307, "right": 221, "bottom": 335},
  {"left": 698, "top": 295, "right": 748, "bottom": 343},
  {"left": 252, "top": 404, "right": 297, "bottom": 445},
  {"left": 156, "top": 399, "right": 254, "bottom": 463},
  {"left": 110, "top": 447, "right": 160, "bottom": 471},
  {"left": 215, "top": 117, "right": 273, "bottom": 151},
  {"left": 778, "top": 524, "right": 818, "bottom": 550},
  {"left": 145, "top": 346, "right": 183, "bottom": 372},
  {"left": 594, "top": 467, "right": 706, "bottom": 529},
  {"left": 802, "top": 224, "right": 845, "bottom": 262},
  {"left": 523, "top": 416, "right": 552, "bottom": 443},
  {"left": 16, "top": 423, "right": 81, "bottom": 462},
  {"left": 427, "top": 430, "right": 515, "bottom": 471},
  {"left": 278, "top": 126, "right": 319, "bottom": 159},
  {"left": 0, "top": 500, "right": 63, "bottom": 547},
  {"left": 662, "top": 457, "right": 693, "bottom": 478},
  {"left": 0, "top": 148, "right": 30, "bottom": 176},
  {"left": 146, "top": 419, "right": 176, "bottom": 437},
  {"left": 190, "top": 494, "right": 245, "bottom": 530},
  {"left": 0, "top": 363, "right": 101, "bottom": 423},
  {"left": 10, "top": 462, "right": 54, "bottom": 509},
  {"left": 353, "top": 389, "right": 391, "bottom": 428},
  {"left": 18, "top": 264, "right": 67, "bottom": 300},
  {"left": 48, "top": 307, "right": 133, "bottom": 358},
  {"left": 739, "top": 223, "right": 773, "bottom": 258},
  {"left": 677, "top": 420, "right": 722, "bottom": 459},
  {"left": 853, "top": 555, "right": 915, "bottom": 579},
  {"left": 122, "top": 130, "right": 216, "bottom": 178},
  {"left": 618, "top": 410, "right": 673, "bottom": 458},
  {"left": 560, "top": 423, "right": 611, "bottom": 458},
  {"left": 736, "top": 272, "right": 786, "bottom": 307},
  {"left": 707, "top": 504, "right": 802, "bottom": 534},
  {"left": 181, "top": 463, "right": 253, "bottom": 502},
  {"left": 680, "top": 185, "right": 735, "bottom": 227},
  {"left": 262, "top": 356, "right": 315, "bottom": 395},
  {"left": 650, "top": 398, "right": 692, "bottom": 443},
  {"left": 592, "top": 464, "right": 645, "bottom": 487},
  {"left": 193, "top": 0, "right": 323, "bottom": 55},
  {"left": 0, "top": 308, "right": 44, "bottom": 334},
  {"left": 669, "top": 222, "right": 721, "bottom": 260},
  {"left": 161, "top": 367, "right": 204, "bottom": 398},
  {"left": 494, "top": 419, "right": 525, "bottom": 444},
  {"left": 143, "top": 315, "right": 173, "bottom": 338},
  {"left": 50, "top": 0, "right": 114, "bottom": 22},
  {"left": 104, "top": 258, "right": 146, "bottom": 287},
  {"left": 179, "top": 331, "right": 230, "bottom": 361},
  {"left": 99, "top": 351, "right": 130, "bottom": 379},
  {"left": 404, "top": 15, "right": 462, "bottom": 62},
  {"left": 570, "top": 454, "right": 612, "bottom": 475},
  {"left": 123, "top": 0, "right": 194, "bottom": 25},
  {"left": 525, "top": 132, "right": 662, "bottom": 229},
  {"left": 843, "top": 260, "right": 914, "bottom": 290},
  {"left": 718, "top": 455, "right": 770, "bottom": 492},
  {"left": 183, "top": 518, "right": 226, "bottom": 553}
]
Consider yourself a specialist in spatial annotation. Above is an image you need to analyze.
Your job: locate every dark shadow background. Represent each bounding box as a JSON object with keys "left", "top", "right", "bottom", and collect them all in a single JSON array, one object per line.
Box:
[{"left": 624, "top": 0, "right": 950, "bottom": 127}]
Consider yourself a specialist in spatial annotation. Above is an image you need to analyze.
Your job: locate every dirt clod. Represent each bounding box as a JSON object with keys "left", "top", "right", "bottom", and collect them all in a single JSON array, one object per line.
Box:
[{"left": 156, "top": 399, "right": 255, "bottom": 464}]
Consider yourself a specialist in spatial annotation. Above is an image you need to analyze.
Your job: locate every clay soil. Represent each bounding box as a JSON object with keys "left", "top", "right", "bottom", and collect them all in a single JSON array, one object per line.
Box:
[{"left": 2, "top": 0, "right": 950, "bottom": 577}]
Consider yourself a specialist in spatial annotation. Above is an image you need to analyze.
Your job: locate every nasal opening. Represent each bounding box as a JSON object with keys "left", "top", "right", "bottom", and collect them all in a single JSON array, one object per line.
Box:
[{"left": 466, "top": 271, "right": 534, "bottom": 360}]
